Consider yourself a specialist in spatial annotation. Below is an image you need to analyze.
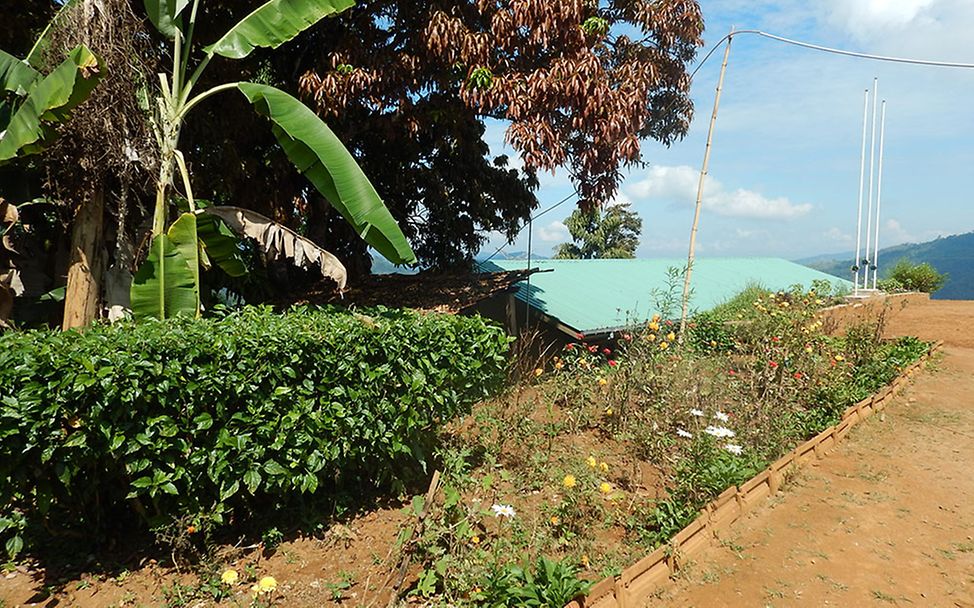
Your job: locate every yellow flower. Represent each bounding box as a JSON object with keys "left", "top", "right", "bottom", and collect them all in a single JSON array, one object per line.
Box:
[
  {"left": 580, "top": 554, "right": 590, "bottom": 568},
  {"left": 805, "top": 346, "right": 813, "bottom": 353},
  {"left": 599, "top": 462, "right": 608, "bottom": 473},
  {"left": 646, "top": 333, "right": 657, "bottom": 342},
  {"left": 586, "top": 456, "right": 597, "bottom": 468},
  {"left": 652, "top": 314, "right": 661, "bottom": 323},
  {"left": 710, "top": 340, "right": 717, "bottom": 347},
  {"left": 599, "top": 482, "right": 612, "bottom": 495},
  {"left": 252, "top": 583, "right": 261, "bottom": 598},
  {"left": 597, "top": 377, "right": 607, "bottom": 386},
  {"left": 554, "top": 360, "right": 564, "bottom": 370},
  {"left": 470, "top": 535, "right": 480, "bottom": 545},
  {"left": 534, "top": 368, "right": 543, "bottom": 377},
  {"left": 550, "top": 515, "right": 560, "bottom": 526},
  {"left": 258, "top": 576, "right": 277, "bottom": 593},
  {"left": 834, "top": 354, "right": 845, "bottom": 362},
  {"left": 604, "top": 407, "right": 613, "bottom": 416},
  {"left": 562, "top": 475, "right": 577, "bottom": 489},
  {"left": 221, "top": 569, "right": 239, "bottom": 586},
  {"left": 666, "top": 332, "right": 676, "bottom": 342},
  {"left": 659, "top": 341, "right": 669, "bottom": 350},
  {"left": 648, "top": 322, "right": 660, "bottom": 332}
]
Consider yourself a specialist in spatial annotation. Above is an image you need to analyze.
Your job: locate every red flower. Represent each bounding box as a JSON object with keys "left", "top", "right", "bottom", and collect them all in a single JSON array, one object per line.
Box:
[
  {"left": 608, "top": 360, "right": 618, "bottom": 367},
  {"left": 602, "top": 348, "right": 612, "bottom": 355},
  {"left": 622, "top": 333, "right": 632, "bottom": 341},
  {"left": 565, "top": 343, "right": 575, "bottom": 351},
  {"left": 665, "top": 320, "right": 674, "bottom": 326},
  {"left": 769, "top": 361, "right": 779, "bottom": 369},
  {"left": 576, "top": 333, "right": 584, "bottom": 340},
  {"left": 588, "top": 345, "right": 598, "bottom": 353},
  {"left": 793, "top": 372, "right": 803, "bottom": 380},
  {"left": 771, "top": 336, "right": 780, "bottom": 342},
  {"left": 728, "top": 369, "right": 736, "bottom": 376}
]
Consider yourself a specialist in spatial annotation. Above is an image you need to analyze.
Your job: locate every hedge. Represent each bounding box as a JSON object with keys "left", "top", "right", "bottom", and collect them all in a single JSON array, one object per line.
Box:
[{"left": 0, "top": 305, "right": 509, "bottom": 556}]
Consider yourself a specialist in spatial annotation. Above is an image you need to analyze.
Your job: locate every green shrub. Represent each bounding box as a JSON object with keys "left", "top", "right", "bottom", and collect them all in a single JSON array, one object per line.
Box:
[
  {"left": 885, "top": 259, "right": 947, "bottom": 293},
  {"left": 0, "top": 305, "right": 509, "bottom": 557}
]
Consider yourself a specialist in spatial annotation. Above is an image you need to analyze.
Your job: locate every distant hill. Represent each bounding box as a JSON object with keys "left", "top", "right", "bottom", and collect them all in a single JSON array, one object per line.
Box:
[{"left": 798, "top": 232, "right": 974, "bottom": 300}]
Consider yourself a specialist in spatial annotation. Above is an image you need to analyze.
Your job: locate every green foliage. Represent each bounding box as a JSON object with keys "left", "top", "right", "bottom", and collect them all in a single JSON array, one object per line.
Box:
[
  {"left": 0, "top": 44, "right": 105, "bottom": 162},
  {"left": 476, "top": 556, "right": 593, "bottom": 607},
  {"left": 0, "top": 306, "right": 509, "bottom": 557},
  {"left": 686, "top": 311, "right": 734, "bottom": 354},
  {"left": 886, "top": 259, "right": 947, "bottom": 293},
  {"left": 554, "top": 203, "right": 642, "bottom": 260},
  {"left": 203, "top": 0, "right": 355, "bottom": 60},
  {"left": 130, "top": 212, "right": 201, "bottom": 320},
  {"left": 708, "top": 282, "right": 769, "bottom": 319}
]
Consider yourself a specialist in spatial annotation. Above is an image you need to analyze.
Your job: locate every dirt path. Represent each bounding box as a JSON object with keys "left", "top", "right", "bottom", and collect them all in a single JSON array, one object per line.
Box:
[{"left": 654, "top": 299, "right": 974, "bottom": 608}]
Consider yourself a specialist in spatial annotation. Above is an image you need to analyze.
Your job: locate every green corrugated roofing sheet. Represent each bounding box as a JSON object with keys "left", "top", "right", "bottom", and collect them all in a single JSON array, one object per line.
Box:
[{"left": 480, "top": 258, "right": 852, "bottom": 335}]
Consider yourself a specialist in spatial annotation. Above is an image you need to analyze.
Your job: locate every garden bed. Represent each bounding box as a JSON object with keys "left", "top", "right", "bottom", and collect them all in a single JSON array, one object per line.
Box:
[{"left": 0, "top": 288, "right": 935, "bottom": 607}]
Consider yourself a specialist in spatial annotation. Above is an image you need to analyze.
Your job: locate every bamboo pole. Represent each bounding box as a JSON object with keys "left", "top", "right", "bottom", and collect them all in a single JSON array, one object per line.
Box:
[{"left": 679, "top": 30, "right": 733, "bottom": 341}]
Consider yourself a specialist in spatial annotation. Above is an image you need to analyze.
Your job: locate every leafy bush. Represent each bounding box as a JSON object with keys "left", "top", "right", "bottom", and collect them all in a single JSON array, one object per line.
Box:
[
  {"left": 477, "top": 556, "right": 593, "bottom": 607},
  {"left": 885, "top": 259, "right": 947, "bottom": 293},
  {"left": 0, "top": 305, "right": 509, "bottom": 557}
]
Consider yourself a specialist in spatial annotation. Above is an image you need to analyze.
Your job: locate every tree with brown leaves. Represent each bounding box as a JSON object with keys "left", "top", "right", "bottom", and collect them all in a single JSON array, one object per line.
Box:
[{"left": 296, "top": 0, "right": 703, "bottom": 267}]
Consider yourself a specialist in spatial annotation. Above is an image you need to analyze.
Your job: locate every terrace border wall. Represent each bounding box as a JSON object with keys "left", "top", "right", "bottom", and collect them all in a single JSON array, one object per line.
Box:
[{"left": 566, "top": 339, "right": 944, "bottom": 608}]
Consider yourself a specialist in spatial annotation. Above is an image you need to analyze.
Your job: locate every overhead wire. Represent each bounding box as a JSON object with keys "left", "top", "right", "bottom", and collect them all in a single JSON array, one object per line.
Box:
[{"left": 482, "top": 27, "right": 974, "bottom": 264}]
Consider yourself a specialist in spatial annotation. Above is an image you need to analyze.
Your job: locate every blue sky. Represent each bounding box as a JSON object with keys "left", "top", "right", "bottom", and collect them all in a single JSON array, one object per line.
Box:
[{"left": 480, "top": 0, "right": 974, "bottom": 261}]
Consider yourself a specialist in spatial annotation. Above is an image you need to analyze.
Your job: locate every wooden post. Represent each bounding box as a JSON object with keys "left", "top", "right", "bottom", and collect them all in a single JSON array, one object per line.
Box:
[
  {"left": 62, "top": 189, "right": 105, "bottom": 330},
  {"left": 679, "top": 30, "right": 734, "bottom": 341}
]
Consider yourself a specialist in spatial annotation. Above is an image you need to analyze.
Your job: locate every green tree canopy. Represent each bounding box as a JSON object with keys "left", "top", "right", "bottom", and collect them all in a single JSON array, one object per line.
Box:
[{"left": 554, "top": 203, "right": 643, "bottom": 260}]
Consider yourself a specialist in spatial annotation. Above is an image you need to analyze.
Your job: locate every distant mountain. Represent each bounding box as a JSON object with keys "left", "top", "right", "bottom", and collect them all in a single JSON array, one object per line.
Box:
[
  {"left": 798, "top": 232, "right": 974, "bottom": 300},
  {"left": 476, "top": 250, "right": 550, "bottom": 262}
]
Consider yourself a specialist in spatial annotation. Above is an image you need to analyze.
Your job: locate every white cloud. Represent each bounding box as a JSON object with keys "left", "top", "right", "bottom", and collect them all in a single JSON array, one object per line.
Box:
[
  {"left": 626, "top": 165, "right": 812, "bottom": 220},
  {"left": 537, "top": 220, "right": 570, "bottom": 243},
  {"left": 824, "top": 226, "right": 854, "bottom": 244}
]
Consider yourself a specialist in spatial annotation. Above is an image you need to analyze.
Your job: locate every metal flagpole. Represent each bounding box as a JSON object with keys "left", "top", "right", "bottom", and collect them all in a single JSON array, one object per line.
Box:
[
  {"left": 863, "top": 78, "right": 879, "bottom": 289},
  {"left": 853, "top": 89, "right": 870, "bottom": 296},
  {"left": 679, "top": 29, "right": 733, "bottom": 341},
  {"left": 872, "top": 100, "right": 887, "bottom": 290}
]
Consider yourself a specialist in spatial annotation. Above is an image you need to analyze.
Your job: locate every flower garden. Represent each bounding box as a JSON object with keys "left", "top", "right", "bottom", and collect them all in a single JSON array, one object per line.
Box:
[{"left": 0, "top": 286, "right": 932, "bottom": 607}]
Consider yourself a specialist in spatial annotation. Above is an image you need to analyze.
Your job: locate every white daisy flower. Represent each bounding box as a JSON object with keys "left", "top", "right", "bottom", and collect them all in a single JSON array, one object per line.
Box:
[
  {"left": 714, "top": 411, "right": 730, "bottom": 422},
  {"left": 704, "top": 425, "right": 736, "bottom": 439},
  {"left": 724, "top": 444, "right": 743, "bottom": 455},
  {"left": 677, "top": 429, "right": 693, "bottom": 439},
  {"left": 491, "top": 504, "right": 516, "bottom": 519},
  {"left": 689, "top": 408, "right": 705, "bottom": 417}
]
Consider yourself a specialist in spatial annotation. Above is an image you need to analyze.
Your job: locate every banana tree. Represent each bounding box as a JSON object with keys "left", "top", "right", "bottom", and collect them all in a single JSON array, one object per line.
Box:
[
  {"left": 0, "top": 0, "right": 105, "bottom": 162},
  {"left": 132, "top": 0, "right": 416, "bottom": 320}
]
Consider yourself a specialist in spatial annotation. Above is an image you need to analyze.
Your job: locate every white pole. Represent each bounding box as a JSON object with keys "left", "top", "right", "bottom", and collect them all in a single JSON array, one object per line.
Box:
[
  {"left": 853, "top": 89, "right": 869, "bottom": 296},
  {"left": 863, "top": 77, "right": 879, "bottom": 290},
  {"left": 872, "top": 100, "right": 887, "bottom": 290}
]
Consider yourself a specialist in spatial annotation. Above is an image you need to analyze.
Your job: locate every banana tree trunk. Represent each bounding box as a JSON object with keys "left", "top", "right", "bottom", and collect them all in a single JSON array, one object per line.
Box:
[{"left": 62, "top": 188, "right": 105, "bottom": 330}]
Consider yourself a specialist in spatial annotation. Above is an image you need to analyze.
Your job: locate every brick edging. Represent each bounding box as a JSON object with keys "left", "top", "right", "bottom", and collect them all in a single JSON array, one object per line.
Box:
[{"left": 568, "top": 340, "right": 944, "bottom": 608}]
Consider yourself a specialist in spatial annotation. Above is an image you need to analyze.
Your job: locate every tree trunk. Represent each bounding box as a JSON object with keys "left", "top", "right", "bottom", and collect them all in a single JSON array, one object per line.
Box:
[{"left": 62, "top": 189, "right": 105, "bottom": 330}]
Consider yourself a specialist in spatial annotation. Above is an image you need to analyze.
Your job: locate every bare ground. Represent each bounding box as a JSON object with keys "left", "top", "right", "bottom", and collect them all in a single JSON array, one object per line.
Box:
[{"left": 654, "top": 299, "right": 974, "bottom": 608}]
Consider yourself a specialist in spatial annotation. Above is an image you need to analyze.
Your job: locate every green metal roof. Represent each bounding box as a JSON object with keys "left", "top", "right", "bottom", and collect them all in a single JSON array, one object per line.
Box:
[{"left": 480, "top": 258, "right": 852, "bottom": 335}]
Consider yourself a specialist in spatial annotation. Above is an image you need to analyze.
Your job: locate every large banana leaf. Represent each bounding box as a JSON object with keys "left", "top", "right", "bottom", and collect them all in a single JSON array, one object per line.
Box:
[
  {"left": 202, "top": 206, "right": 347, "bottom": 288},
  {"left": 0, "top": 45, "right": 104, "bottom": 162},
  {"left": 143, "top": 0, "right": 190, "bottom": 39},
  {"left": 131, "top": 212, "right": 200, "bottom": 320},
  {"left": 0, "top": 50, "right": 40, "bottom": 97},
  {"left": 196, "top": 210, "right": 248, "bottom": 278},
  {"left": 237, "top": 83, "right": 416, "bottom": 265},
  {"left": 205, "top": 0, "right": 354, "bottom": 60}
]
